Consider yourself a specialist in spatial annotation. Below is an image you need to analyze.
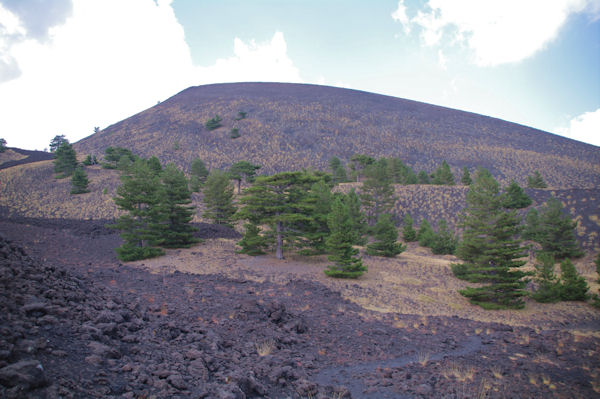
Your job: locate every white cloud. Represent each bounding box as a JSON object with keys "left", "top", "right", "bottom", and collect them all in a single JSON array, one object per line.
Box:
[
  {"left": 555, "top": 109, "right": 600, "bottom": 146},
  {"left": 437, "top": 49, "right": 447, "bottom": 70},
  {"left": 0, "top": 0, "right": 302, "bottom": 150},
  {"left": 393, "top": 0, "right": 600, "bottom": 66},
  {"left": 391, "top": 0, "right": 410, "bottom": 34}
]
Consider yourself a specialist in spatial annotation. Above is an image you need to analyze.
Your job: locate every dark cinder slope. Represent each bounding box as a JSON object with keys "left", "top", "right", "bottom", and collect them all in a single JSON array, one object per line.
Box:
[{"left": 75, "top": 82, "right": 599, "bottom": 188}]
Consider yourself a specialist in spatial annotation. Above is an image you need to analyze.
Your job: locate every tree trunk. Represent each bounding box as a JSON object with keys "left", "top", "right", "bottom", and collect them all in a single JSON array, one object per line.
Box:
[
  {"left": 276, "top": 221, "right": 284, "bottom": 260},
  {"left": 237, "top": 179, "right": 241, "bottom": 195}
]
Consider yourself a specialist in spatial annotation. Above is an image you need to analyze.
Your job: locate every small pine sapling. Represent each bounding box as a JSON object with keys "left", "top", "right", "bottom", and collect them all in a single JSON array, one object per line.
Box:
[
  {"left": 531, "top": 253, "right": 561, "bottom": 303},
  {"left": 366, "top": 214, "right": 406, "bottom": 257},
  {"left": 559, "top": 259, "right": 588, "bottom": 301}
]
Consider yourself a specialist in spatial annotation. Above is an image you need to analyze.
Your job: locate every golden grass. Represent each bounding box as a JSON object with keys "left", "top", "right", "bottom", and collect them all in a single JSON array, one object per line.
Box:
[
  {"left": 255, "top": 339, "right": 276, "bottom": 356},
  {"left": 127, "top": 238, "right": 600, "bottom": 329}
]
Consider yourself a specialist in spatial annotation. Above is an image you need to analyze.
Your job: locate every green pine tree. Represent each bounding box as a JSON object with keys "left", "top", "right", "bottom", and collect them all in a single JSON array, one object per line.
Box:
[
  {"left": 537, "top": 197, "right": 583, "bottom": 259},
  {"left": 229, "top": 161, "right": 261, "bottom": 194},
  {"left": 301, "top": 180, "right": 334, "bottom": 255},
  {"left": 349, "top": 154, "right": 375, "bottom": 182},
  {"left": 366, "top": 214, "right": 406, "bottom": 257},
  {"left": 531, "top": 252, "right": 561, "bottom": 303},
  {"left": 461, "top": 167, "right": 472, "bottom": 186},
  {"left": 70, "top": 166, "right": 90, "bottom": 194},
  {"left": 53, "top": 141, "right": 78, "bottom": 178},
  {"left": 49, "top": 135, "right": 67, "bottom": 153},
  {"left": 236, "top": 171, "right": 318, "bottom": 259},
  {"left": 402, "top": 213, "right": 417, "bottom": 242},
  {"left": 344, "top": 189, "right": 368, "bottom": 245},
  {"left": 190, "top": 158, "right": 209, "bottom": 192},
  {"left": 202, "top": 170, "right": 236, "bottom": 227},
  {"left": 430, "top": 219, "right": 457, "bottom": 255},
  {"left": 111, "top": 159, "right": 165, "bottom": 261},
  {"left": 329, "top": 156, "right": 348, "bottom": 184},
  {"left": 417, "top": 218, "right": 435, "bottom": 247},
  {"left": 522, "top": 208, "right": 541, "bottom": 242},
  {"left": 452, "top": 168, "right": 529, "bottom": 309},
  {"left": 502, "top": 180, "right": 532, "bottom": 209},
  {"left": 527, "top": 170, "right": 547, "bottom": 188},
  {"left": 0, "top": 138, "right": 7, "bottom": 153},
  {"left": 360, "top": 161, "right": 396, "bottom": 225},
  {"left": 559, "top": 259, "right": 588, "bottom": 301},
  {"left": 153, "top": 164, "right": 198, "bottom": 248},
  {"left": 432, "top": 160, "right": 455, "bottom": 185},
  {"left": 324, "top": 197, "right": 367, "bottom": 278},
  {"left": 417, "top": 170, "right": 430, "bottom": 184},
  {"left": 237, "top": 222, "right": 268, "bottom": 255}
]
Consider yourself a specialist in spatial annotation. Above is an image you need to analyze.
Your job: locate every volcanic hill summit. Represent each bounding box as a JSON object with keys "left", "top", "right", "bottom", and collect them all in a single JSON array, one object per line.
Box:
[{"left": 76, "top": 82, "right": 598, "bottom": 189}]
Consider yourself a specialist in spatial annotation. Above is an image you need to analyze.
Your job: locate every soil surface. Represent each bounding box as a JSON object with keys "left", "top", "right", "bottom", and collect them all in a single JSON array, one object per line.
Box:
[{"left": 1, "top": 216, "right": 599, "bottom": 398}]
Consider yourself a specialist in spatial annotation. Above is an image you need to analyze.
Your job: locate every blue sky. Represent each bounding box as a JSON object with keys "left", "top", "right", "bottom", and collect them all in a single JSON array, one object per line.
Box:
[{"left": 0, "top": 0, "right": 599, "bottom": 150}]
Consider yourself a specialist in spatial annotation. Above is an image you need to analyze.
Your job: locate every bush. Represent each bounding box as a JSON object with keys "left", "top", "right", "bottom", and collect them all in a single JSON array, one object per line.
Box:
[
  {"left": 230, "top": 128, "right": 241, "bottom": 139},
  {"left": 531, "top": 253, "right": 561, "bottom": 303},
  {"left": 205, "top": 115, "right": 223, "bottom": 130}
]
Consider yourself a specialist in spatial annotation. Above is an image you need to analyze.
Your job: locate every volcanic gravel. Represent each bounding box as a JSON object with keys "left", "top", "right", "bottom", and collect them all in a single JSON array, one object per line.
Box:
[{"left": 0, "top": 217, "right": 599, "bottom": 398}]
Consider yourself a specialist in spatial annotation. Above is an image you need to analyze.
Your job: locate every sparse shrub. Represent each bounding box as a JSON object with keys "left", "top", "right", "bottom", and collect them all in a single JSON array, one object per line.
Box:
[
  {"left": 102, "top": 146, "right": 136, "bottom": 170},
  {"left": 82, "top": 155, "right": 93, "bottom": 166},
  {"left": 205, "top": 115, "right": 223, "bottom": 130},
  {"left": 235, "top": 111, "right": 247, "bottom": 120},
  {"left": 366, "top": 213, "right": 406, "bottom": 257},
  {"left": 229, "top": 128, "right": 241, "bottom": 139},
  {"left": 559, "top": 259, "right": 588, "bottom": 301},
  {"left": 172, "top": 141, "right": 180, "bottom": 151}
]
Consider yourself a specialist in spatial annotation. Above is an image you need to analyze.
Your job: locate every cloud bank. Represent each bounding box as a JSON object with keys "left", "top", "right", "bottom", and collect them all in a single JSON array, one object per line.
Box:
[
  {"left": 0, "top": 0, "right": 301, "bottom": 150},
  {"left": 392, "top": 0, "right": 600, "bottom": 66},
  {"left": 556, "top": 109, "right": 600, "bottom": 146}
]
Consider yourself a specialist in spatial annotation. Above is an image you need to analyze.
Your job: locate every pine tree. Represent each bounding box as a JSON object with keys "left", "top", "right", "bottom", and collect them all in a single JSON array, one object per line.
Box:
[
  {"left": 349, "top": 154, "right": 375, "bottom": 182},
  {"left": 153, "top": 164, "right": 198, "bottom": 248},
  {"left": 301, "top": 180, "right": 334, "bottom": 255},
  {"left": 112, "top": 159, "right": 165, "bottom": 261},
  {"left": 70, "top": 166, "right": 90, "bottom": 194},
  {"left": 522, "top": 208, "right": 541, "bottom": 241},
  {"left": 402, "top": 213, "right": 417, "bottom": 242},
  {"left": 593, "top": 253, "right": 600, "bottom": 308},
  {"left": 237, "top": 222, "right": 268, "bottom": 255},
  {"left": 431, "top": 160, "right": 455, "bottom": 185},
  {"left": 0, "top": 138, "right": 7, "bottom": 153},
  {"left": 236, "top": 171, "right": 318, "bottom": 259},
  {"left": 344, "top": 189, "right": 367, "bottom": 245},
  {"left": 531, "top": 253, "right": 561, "bottom": 303},
  {"left": 452, "top": 168, "right": 529, "bottom": 309},
  {"left": 461, "top": 167, "right": 472, "bottom": 186},
  {"left": 527, "top": 170, "right": 547, "bottom": 188},
  {"left": 417, "top": 170, "right": 430, "bottom": 184},
  {"left": 324, "top": 197, "right": 367, "bottom": 278},
  {"left": 102, "top": 147, "right": 136, "bottom": 170},
  {"left": 430, "top": 219, "right": 457, "bottom": 255},
  {"left": 190, "top": 158, "right": 209, "bottom": 192},
  {"left": 49, "top": 135, "right": 67, "bottom": 152},
  {"left": 559, "top": 259, "right": 588, "bottom": 301},
  {"left": 229, "top": 161, "right": 261, "bottom": 194},
  {"left": 329, "top": 156, "right": 348, "bottom": 184},
  {"left": 360, "top": 161, "right": 396, "bottom": 225},
  {"left": 202, "top": 170, "right": 236, "bottom": 227},
  {"left": 502, "top": 180, "right": 532, "bottom": 209},
  {"left": 366, "top": 214, "right": 406, "bottom": 257},
  {"left": 537, "top": 197, "right": 583, "bottom": 259},
  {"left": 417, "top": 218, "right": 435, "bottom": 248},
  {"left": 53, "top": 141, "right": 78, "bottom": 178}
]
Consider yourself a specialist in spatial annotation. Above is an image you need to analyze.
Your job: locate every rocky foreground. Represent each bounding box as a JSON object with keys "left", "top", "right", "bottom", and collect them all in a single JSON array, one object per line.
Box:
[{"left": 0, "top": 217, "right": 599, "bottom": 398}]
